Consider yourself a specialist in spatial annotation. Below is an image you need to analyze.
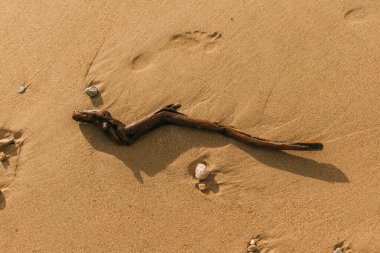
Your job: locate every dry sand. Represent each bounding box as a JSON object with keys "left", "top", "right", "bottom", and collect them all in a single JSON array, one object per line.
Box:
[{"left": 1, "top": 1, "right": 379, "bottom": 252}]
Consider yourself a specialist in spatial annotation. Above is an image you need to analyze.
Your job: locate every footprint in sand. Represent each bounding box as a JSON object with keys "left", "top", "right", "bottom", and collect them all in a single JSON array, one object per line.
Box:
[
  {"left": 128, "top": 30, "right": 222, "bottom": 71},
  {"left": 344, "top": 7, "right": 367, "bottom": 22},
  {"left": 0, "top": 128, "right": 23, "bottom": 193},
  {"left": 129, "top": 51, "right": 156, "bottom": 70},
  {"left": 165, "top": 30, "right": 222, "bottom": 52}
]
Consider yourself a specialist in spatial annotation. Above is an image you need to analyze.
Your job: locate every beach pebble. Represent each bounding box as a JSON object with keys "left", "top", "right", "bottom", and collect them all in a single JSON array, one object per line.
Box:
[
  {"left": 197, "top": 183, "right": 207, "bottom": 191},
  {"left": 0, "top": 152, "right": 6, "bottom": 162},
  {"left": 247, "top": 244, "right": 258, "bottom": 252},
  {"left": 333, "top": 248, "right": 343, "bottom": 253},
  {"left": 17, "top": 85, "right": 26, "bottom": 93},
  {"left": 194, "top": 163, "right": 209, "bottom": 180},
  {"left": 84, "top": 86, "right": 98, "bottom": 98},
  {"left": 249, "top": 239, "right": 256, "bottom": 245}
]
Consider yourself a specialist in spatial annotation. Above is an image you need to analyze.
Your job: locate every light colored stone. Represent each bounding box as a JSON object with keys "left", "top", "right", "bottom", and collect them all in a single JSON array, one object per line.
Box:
[
  {"left": 333, "top": 248, "right": 343, "bottom": 253},
  {"left": 198, "top": 183, "right": 207, "bottom": 191},
  {"left": 247, "top": 244, "right": 258, "bottom": 252},
  {"left": 84, "top": 86, "right": 98, "bottom": 98},
  {"left": 17, "top": 85, "right": 26, "bottom": 93},
  {"left": 0, "top": 137, "right": 15, "bottom": 149},
  {"left": 194, "top": 163, "right": 209, "bottom": 180},
  {"left": 0, "top": 152, "right": 6, "bottom": 162},
  {"left": 249, "top": 239, "right": 256, "bottom": 245}
]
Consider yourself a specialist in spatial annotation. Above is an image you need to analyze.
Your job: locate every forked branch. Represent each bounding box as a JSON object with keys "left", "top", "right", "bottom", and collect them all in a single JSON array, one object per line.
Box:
[{"left": 72, "top": 104, "right": 323, "bottom": 151}]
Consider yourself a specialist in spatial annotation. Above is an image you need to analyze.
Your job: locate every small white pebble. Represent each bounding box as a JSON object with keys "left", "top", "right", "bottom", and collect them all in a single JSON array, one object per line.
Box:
[
  {"left": 333, "top": 248, "right": 343, "bottom": 253},
  {"left": 247, "top": 244, "right": 258, "bottom": 252},
  {"left": 198, "top": 183, "right": 207, "bottom": 191},
  {"left": 17, "top": 85, "right": 26, "bottom": 93},
  {"left": 0, "top": 152, "right": 6, "bottom": 162},
  {"left": 84, "top": 86, "right": 98, "bottom": 98},
  {"left": 249, "top": 239, "right": 256, "bottom": 245},
  {"left": 194, "top": 163, "right": 209, "bottom": 180}
]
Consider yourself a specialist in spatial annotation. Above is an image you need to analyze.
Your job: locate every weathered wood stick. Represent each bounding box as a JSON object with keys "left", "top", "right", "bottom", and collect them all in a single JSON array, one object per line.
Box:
[{"left": 72, "top": 104, "right": 323, "bottom": 151}]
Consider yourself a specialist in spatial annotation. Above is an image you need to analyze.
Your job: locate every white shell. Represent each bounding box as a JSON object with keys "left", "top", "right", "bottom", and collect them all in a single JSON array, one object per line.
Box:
[
  {"left": 333, "top": 248, "right": 343, "bottom": 253},
  {"left": 84, "top": 86, "right": 98, "bottom": 98},
  {"left": 17, "top": 85, "right": 26, "bottom": 93},
  {"left": 194, "top": 163, "right": 209, "bottom": 180}
]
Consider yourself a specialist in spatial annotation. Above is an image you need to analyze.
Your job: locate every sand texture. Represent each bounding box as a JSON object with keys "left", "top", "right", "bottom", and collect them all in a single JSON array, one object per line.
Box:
[{"left": 1, "top": 0, "right": 379, "bottom": 252}]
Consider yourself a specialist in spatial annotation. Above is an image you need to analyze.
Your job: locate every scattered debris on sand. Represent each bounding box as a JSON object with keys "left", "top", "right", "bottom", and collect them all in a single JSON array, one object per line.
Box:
[{"left": 193, "top": 163, "right": 210, "bottom": 192}]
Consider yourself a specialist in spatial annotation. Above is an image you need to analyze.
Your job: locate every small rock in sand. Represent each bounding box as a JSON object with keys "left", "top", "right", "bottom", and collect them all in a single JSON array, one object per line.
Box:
[
  {"left": 247, "top": 244, "right": 258, "bottom": 252},
  {"left": 333, "top": 248, "right": 343, "bottom": 253},
  {"left": 0, "top": 137, "right": 15, "bottom": 149},
  {"left": 249, "top": 239, "right": 256, "bottom": 245},
  {"left": 0, "top": 152, "right": 6, "bottom": 162},
  {"left": 194, "top": 163, "right": 209, "bottom": 180},
  {"left": 17, "top": 85, "right": 26, "bottom": 93},
  {"left": 197, "top": 183, "right": 207, "bottom": 191},
  {"left": 84, "top": 86, "right": 98, "bottom": 98}
]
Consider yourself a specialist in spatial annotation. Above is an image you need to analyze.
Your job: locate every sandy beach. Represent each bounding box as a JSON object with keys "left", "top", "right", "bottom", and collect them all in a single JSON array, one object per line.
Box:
[{"left": 0, "top": 1, "right": 379, "bottom": 252}]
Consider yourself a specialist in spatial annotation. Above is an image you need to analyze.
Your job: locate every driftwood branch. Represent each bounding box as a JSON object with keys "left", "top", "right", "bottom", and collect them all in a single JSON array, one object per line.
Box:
[{"left": 72, "top": 104, "right": 323, "bottom": 151}]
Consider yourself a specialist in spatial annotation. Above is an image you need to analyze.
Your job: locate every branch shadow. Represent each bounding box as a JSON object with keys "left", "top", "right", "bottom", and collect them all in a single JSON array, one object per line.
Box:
[
  {"left": 239, "top": 145, "right": 349, "bottom": 183},
  {"left": 78, "top": 124, "right": 349, "bottom": 184}
]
